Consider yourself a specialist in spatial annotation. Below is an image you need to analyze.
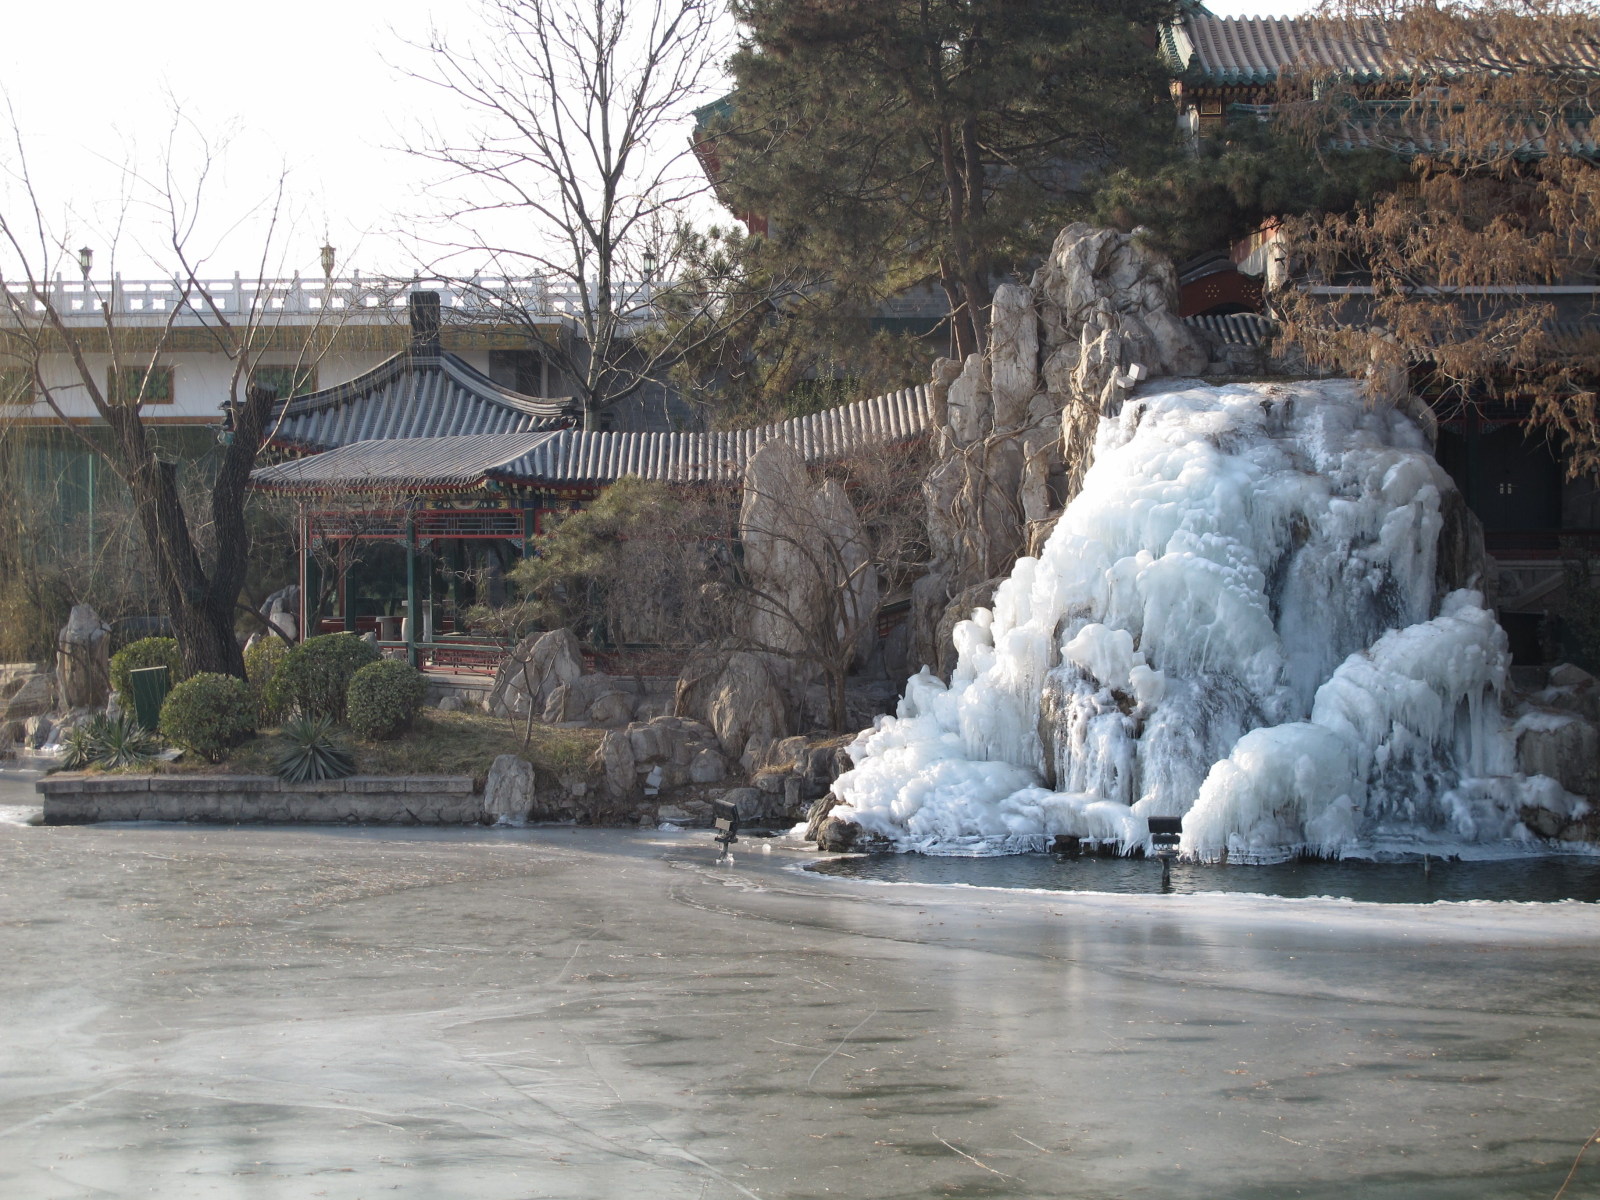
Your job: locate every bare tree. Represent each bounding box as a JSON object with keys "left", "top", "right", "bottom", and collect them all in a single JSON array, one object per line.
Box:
[
  {"left": 0, "top": 113, "right": 348, "bottom": 677},
  {"left": 1271, "top": 0, "right": 1600, "bottom": 474},
  {"left": 403, "top": 0, "right": 762, "bottom": 428}
]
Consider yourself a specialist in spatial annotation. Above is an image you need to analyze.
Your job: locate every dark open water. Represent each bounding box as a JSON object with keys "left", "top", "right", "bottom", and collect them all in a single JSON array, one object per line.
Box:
[{"left": 808, "top": 851, "right": 1600, "bottom": 903}]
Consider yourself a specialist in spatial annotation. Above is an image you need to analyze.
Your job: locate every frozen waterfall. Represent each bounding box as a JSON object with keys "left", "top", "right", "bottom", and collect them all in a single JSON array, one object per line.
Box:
[{"left": 831, "top": 379, "right": 1577, "bottom": 862}]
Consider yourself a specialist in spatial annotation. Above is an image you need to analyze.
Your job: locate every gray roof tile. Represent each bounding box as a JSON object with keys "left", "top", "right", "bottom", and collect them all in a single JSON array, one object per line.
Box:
[{"left": 267, "top": 351, "right": 577, "bottom": 450}]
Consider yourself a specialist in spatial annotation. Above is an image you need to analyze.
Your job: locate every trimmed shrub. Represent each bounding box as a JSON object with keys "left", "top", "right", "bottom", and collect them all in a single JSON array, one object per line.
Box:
[
  {"left": 244, "top": 637, "right": 293, "bottom": 725},
  {"left": 268, "top": 632, "right": 381, "bottom": 721},
  {"left": 159, "top": 673, "right": 257, "bottom": 762},
  {"left": 273, "top": 715, "right": 357, "bottom": 783},
  {"left": 109, "top": 637, "right": 182, "bottom": 709},
  {"left": 346, "top": 659, "right": 427, "bottom": 740}
]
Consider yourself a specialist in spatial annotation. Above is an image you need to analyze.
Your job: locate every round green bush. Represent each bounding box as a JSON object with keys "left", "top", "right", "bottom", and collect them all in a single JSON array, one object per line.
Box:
[
  {"left": 109, "top": 637, "right": 182, "bottom": 708},
  {"left": 268, "top": 632, "right": 382, "bottom": 721},
  {"left": 158, "top": 673, "right": 257, "bottom": 762},
  {"left": 244, "top": 637, "right": 293, "bottom": 725},
  {"left": 346, "top": 660, "right": 427, "bottom": 740}
]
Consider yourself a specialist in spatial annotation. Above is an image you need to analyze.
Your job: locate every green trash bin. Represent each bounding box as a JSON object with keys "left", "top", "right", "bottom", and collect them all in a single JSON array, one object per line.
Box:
[{"left": 128, "top": 665, "right": 171, "bottom": 731}]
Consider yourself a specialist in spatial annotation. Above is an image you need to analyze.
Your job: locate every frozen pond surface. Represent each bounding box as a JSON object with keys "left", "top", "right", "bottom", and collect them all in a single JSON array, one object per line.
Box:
[
  {"left": 3, "top": 821, "right": 1600, "bottom": 1199},
  {"left": 0, "top": 765, "right": 44, "bottom": 827},
  {"left": 812, "top": 851, "right": 1600, "bottom": 904}
]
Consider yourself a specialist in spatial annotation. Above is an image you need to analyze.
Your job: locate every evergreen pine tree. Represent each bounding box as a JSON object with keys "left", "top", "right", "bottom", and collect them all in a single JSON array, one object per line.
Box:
[{"left": 715, "top": 0, "right": 1174, "bottom": 359}]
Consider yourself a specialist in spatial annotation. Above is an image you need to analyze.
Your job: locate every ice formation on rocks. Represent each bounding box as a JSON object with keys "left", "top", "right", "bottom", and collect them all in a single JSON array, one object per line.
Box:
[{"left": 832, "top": 379, "right": 1576, "bottom": 861}]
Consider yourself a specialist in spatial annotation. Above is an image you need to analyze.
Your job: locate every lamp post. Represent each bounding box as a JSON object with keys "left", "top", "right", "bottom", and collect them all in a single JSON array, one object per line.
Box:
[
  {"left": 77, "top": 247, "right": 93, "bottom": 280},
  {"left": 640, "top": 248, "right": 658, "bottom": 310},
  {"left": 319, "top": 243, "right": 336, "bottom": 280}
]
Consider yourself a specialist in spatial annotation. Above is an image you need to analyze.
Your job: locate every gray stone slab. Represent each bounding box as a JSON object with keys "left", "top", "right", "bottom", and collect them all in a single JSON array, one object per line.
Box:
[
  {"left": 73, "top": 776, "right": 152, "bottom": 794},
  {"left": 35, "top": 776, "right": 89, "bottom": 795},
  {"left": 158, "top": 775, "right": 279, "bottom": 793},
  {"left": 344, "top": 776, "right": 397, "bottom": 794},
  {"left": 279, "top": 779, "right": 349, "bottom": 794},
  {"left": 405, "top": 776, "right": 473, "bottom": 794}
]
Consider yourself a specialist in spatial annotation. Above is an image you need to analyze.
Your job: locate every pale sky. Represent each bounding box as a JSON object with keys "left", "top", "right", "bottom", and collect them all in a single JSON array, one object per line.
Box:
[
  {"left": 0, "top": 0, "right": 1313, "bottom": 282},
  {"left": 0, "top": 1, "right": 466, "bottom": 279}
]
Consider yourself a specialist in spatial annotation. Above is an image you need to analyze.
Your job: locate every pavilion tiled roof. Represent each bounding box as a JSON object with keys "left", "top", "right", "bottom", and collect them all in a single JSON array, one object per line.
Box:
[
  {"left": 250, "top": 384, "right": 934, "bottom": 493},
  {"left": 500, "top": 385, "right": 933, "bottom": 484},
  {"left": 251, "top": 431, "right": 560, "bottom": 494},
  {"left": 1167, "top": 15, "right": 1403, "bottom": 86},
  {"left": 1329, "top": 115, "right": 1600, "bottom": 158},
  {"left": 266, "top": 351, "right": 578, "bottom": 451},
  {"left": 1181, "top": 311, "right": 1600, "bottom": 358},
  {"left": 1166, "top": 11, "right": 1600, "bottom": 87}
]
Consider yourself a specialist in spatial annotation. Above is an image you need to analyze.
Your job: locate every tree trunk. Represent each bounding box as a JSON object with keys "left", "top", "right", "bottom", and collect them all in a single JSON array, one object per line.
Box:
[
  {"left": 107, "top": 385, "right": 278, "bottom": 680},
  {"left": 936, "top": 120, "right": 986, "bottom": 359}
]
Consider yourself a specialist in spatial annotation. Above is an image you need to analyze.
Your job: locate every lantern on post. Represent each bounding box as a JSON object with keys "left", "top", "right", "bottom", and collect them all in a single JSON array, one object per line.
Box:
[
  {"left": 711, "top": 796, "right": 740, "bottom": 859},
  {"left": 1148, "top": 817, "right": 1183, "bottom": 890}
]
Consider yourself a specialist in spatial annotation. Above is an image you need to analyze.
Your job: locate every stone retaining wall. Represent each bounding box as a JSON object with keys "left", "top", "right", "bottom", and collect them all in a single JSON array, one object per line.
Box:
[{"left": 39, "top": 774, "right": 481, "bottom": 825}]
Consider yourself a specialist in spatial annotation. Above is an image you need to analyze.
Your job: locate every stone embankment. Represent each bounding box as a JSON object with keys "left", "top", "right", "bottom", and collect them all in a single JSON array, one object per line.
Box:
[{"left": 39, "top": 775, "right": 478, "bottom": 825}]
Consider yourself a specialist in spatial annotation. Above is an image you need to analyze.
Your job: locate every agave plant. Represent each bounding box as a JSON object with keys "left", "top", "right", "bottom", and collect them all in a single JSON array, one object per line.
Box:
[
  {"left": 273, "top": 715, "right": 357, "bottom": 783},
  {"left": 60, "top": 721, "right": 100, "bottom": 770},
  {"left": 60, "top": 712, "right": 161, "bottom": 770}
]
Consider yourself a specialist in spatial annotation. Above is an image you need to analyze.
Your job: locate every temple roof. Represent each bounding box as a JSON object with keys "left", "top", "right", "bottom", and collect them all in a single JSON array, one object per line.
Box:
[{"left": 267, "top": 351, "right": 579, "bottom": 451}]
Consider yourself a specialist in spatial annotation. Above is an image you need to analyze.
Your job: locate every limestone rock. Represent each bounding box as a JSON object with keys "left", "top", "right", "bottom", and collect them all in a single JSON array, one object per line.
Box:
[
  {"left": 816, "top": 814, "right": 859, "bottom": 852},
  {"left": 1534, "top": 664, "right": 1600, "bottom": 725},
  {"left": 542, "top": 672, "right": 628, "bottom": 724},
  {"left": 1521, "top": 804, "right": 1567, "bottom": 839},
  {"left": 0, "top": 663, "right": 40, "bottom": 701},
  {"left": 24, "top": 714, "right": 55, "bottom": 750},
  {"left": 436, "top": 695, "right": 464, "bottom": 713},
  {"left": 739, "top": 440, "right": 879, "bottom": 671},
  {"left": 488, "top": 628, "right": 583, "bottom": 719},
  {"left": 988, "top": 283, "right": 1039, "bottom": 432},
  {"left": 599, "top": 729, "right": 636, "bottom": 798},
  {"left": 260, "top": 586, "right": 299, "bottom": 644},
  {"left": 944, "top": 355, "right": 991, "bottom": 447},
  {"left": 675, "top": 646, "right": 792, "bottom": 761},
  {"left": 483, "top": 754, "right": 536, "bottom": 823},
  {"left": 3, "top": 671, "right": 55, "bottom": 723},
  {"left": 1032, "top": 224, "right": 1206, "bottom": 383},
  {"left": 56, "top": 605, "right": 110, "bottom": 710},
  {"left": 805, "top": 793, "right": 841, "bottom": 842},
  {"left": 926, "top": 357, "right": 965, "bottom": 429},
  {"left": 587, "top": 689, "right": 634, "bottom": 729},
  {"left": 629, "top": 723, "right": 665, "bottom": 763},
  {"left": 722, "top": 786, "right": 766, "bottom": 821},
  {"left": 1517, "top": 712, "right": 1600, "bottom": 799},
  {"left": 1550, "top": 663, "right": 1597, "bottom": 689},
  {"left": 926, "top": 575, "right": 1009, "bottom": 681},
  {"left": 688, "top": 748, "right": 725, "bottom": 784},
  {"left": 912, "top": 226, "right": 1207, "bottom": 640}
]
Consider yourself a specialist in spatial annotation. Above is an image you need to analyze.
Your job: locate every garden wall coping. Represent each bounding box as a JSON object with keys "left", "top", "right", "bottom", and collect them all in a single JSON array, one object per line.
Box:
[{"left": 38, "top": 772, "right": 480, "bottom": 826}]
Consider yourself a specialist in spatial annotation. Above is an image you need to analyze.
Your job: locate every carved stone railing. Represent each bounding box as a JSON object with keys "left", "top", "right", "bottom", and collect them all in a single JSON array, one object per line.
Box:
[{"left": 4, "top": 274, "right": 658, "bottom": 331}]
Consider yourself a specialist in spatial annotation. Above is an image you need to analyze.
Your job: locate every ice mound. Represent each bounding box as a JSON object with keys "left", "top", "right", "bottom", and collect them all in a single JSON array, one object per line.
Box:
[{"left": 832, "top": 379, "right": 1572, "bottom": 860}]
